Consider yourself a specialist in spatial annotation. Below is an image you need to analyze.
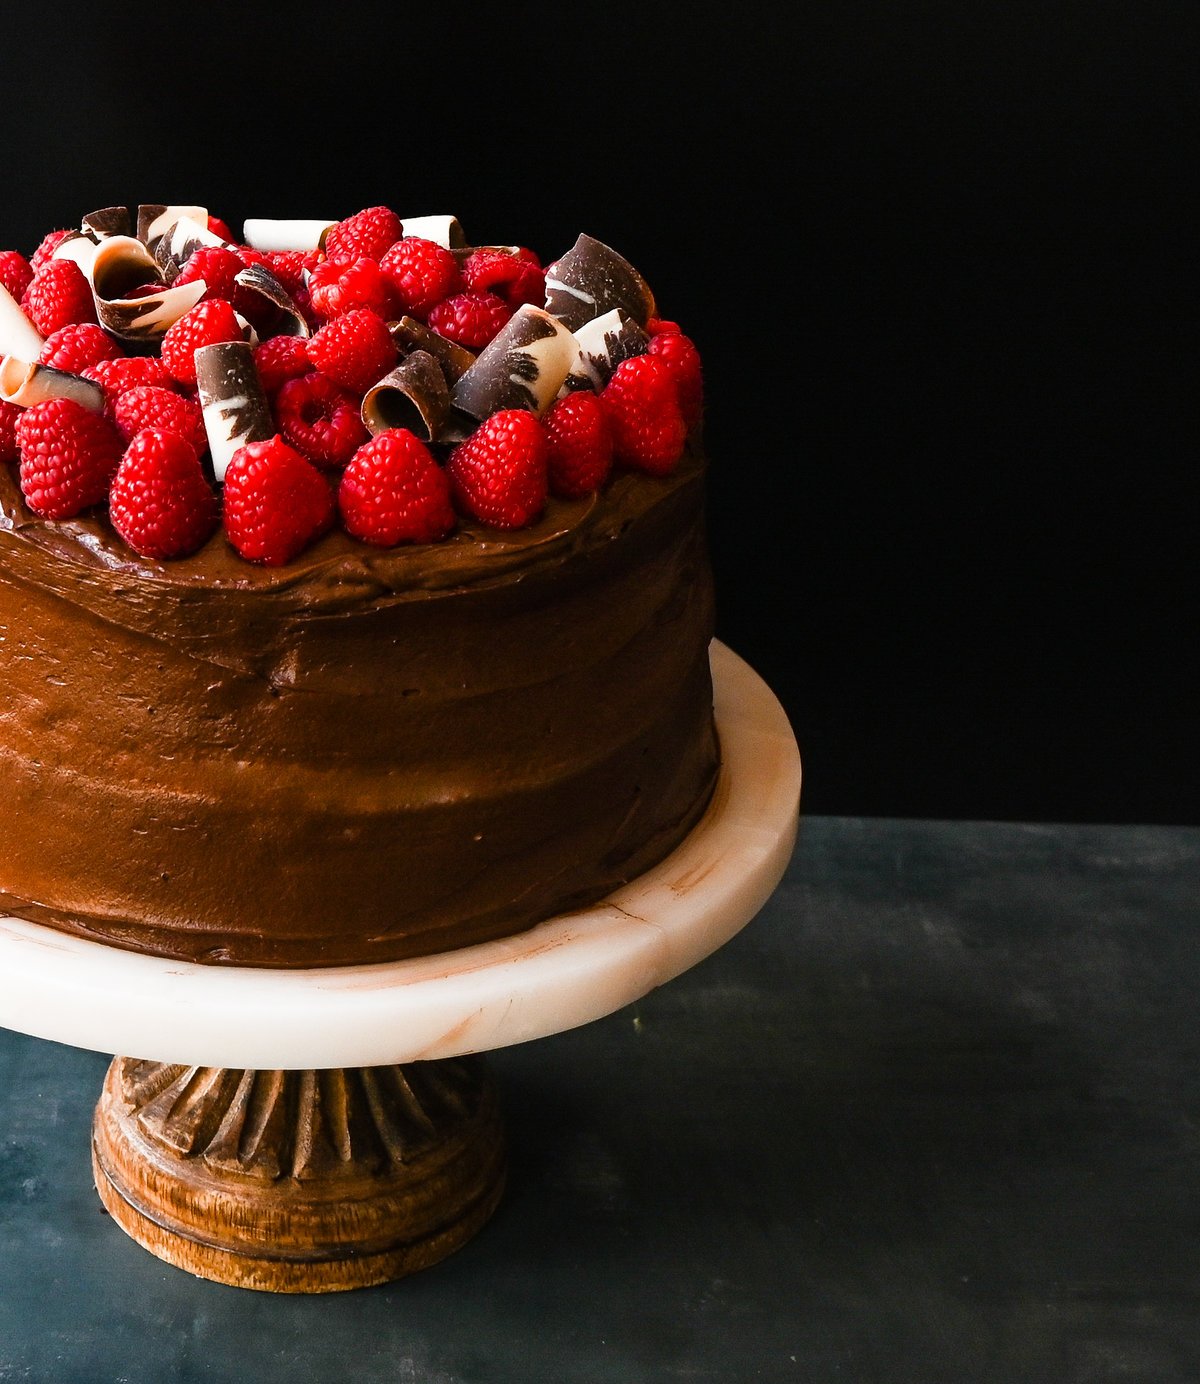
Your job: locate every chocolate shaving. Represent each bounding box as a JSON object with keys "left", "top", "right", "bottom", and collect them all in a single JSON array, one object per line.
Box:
[
  {"left": 154, "top": 216, "right": 229, "bottom": 281},
  {"left": 399, "top": 215, "right": 466, "bottom": 249},
  {"left": 0, "top": 358, "right": 104, "bottom": 412},
  {"left": 233, "top": 263, "right": 311, "bottom": 338},
  {"left": 242, "top": 218, "right": 335, "bottom": 253},
  {"left": 82, "top": 207, "right": 131, "bottom": 240},
  {"left": 543, "top": 233, "right": 656, "bottom": 332},
  {"left": 0, "top": 282, "right": 45, "bottom": 361},
  {"left": 388, "top": 317, "right": 476, "bottom": 383},
  {"left": 451, "top": 305, "right": 578, "bottom": 421},
  {"left": 89, "top": 236, "right": 206, "bottom": 343},
  {"left": 361, "top": 351, "right": 451, "bottom": 442},
  {"left": 562, "top": 308, "right": 651, "bottom": 392},
  {"left": 195, "top": 341, "right": 274, "bottom": 482},
  {"left": 137, "top": 204, "right": 207, "bottom": 250}
]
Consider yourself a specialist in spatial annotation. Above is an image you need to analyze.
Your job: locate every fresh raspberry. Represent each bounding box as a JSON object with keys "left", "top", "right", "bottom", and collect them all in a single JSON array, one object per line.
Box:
[
  {"left": 646, "top": 318, "right": 681, "bottom": 336},
  {"left": 447, "top": 409, "right": 548, "bottom": 529},
  {"left": 254, "top": 335, "right": 311, "bottom": 394},
  {"left": 160, "top": 299, "right": 243, "bottom": 387},
  {"left": 82, "top": 356, "right": 172, "bottom": 407},
  {"left": 15, "top": 397, "right": 124, "bottom": 519},
  {"left": 0, "top": 401, "right": 20, "bottom": 464},
  {"left": 0, "top": 250, "right": 33, "bottom": 302},
  {"left": 543, "top": 392, "right": 614, "bottom": 499},
  {"left": 325, "top": 206, "right": 404, "bottom": 263},
  {"left": 173, "top": 246, "right": 243, "bottom": 303},
  {"left": 379, "top": 238, "right": 462, "bottom": 319},
  {"left": 223, "top": 436, "right": 334, "bottom": 565},
  {"left": 426, "top": 291, "right": 512, "bottom": 350},
  {"left": 30, "top": 230, "right": 73, "bottom": 274},
  {"left": 259, "top": 250, "right": 320, "bottom": 298},
  {"left": 207, "top": 214, "right": 235, "bottom": 243},
  {"left": 461, "top": 249, "right": 546, "bottom": 308},
  {"left": 600, "top": 356, "right": 687, "bottom": 476},
  {"left": 21, "top": 259, "right": 98, "bottom": 335},
  {"left": 338, "top": 429, "right": 456, "bottom": 547},
  {"left": 274, "top": 371, "right": 368, "bottom": 468},
  {"left": 647, "top": 330, "right": 704, "bottom": 427},
  {"left": 307, "top": 309, "right": 397, "bottom": 394},
  {"left": 109, "top": 428, "right": 218, "bottom": 560},
  {"left": 307, "top": 256, "right": 393, "bottom": 321},
  {"left": 37, "top": 323, "right": 123, "bottom": 374},
  {"left": 113, "top": 386, "right": 207, "bottom": 456}
]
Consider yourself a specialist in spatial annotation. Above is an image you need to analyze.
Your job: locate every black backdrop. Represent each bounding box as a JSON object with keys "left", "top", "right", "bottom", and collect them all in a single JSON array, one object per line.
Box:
[{"left": 2, "top": 4, "right": 1194, "bottom": 824}]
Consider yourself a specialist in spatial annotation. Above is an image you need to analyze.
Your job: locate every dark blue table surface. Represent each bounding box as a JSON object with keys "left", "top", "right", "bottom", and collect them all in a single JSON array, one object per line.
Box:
[{"left": 2, "top": 817, "right": 1198, "bottom": 1384}]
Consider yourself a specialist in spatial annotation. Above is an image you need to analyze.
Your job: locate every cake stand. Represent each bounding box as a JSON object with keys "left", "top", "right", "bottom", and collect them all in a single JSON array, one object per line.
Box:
[{"left": 0, "top": 642, "right": 800, "bottom": 1293}]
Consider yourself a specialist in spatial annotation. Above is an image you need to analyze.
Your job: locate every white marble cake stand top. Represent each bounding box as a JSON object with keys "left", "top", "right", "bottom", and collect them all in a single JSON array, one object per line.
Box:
[{"left": 0, "top": 642, "right": 800, "bottom": 1070}]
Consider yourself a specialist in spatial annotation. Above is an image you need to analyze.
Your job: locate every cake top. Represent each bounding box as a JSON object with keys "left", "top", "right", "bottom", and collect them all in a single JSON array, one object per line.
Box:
[{"left": 0, "top": 205, "right": 703, "bottom": 569}]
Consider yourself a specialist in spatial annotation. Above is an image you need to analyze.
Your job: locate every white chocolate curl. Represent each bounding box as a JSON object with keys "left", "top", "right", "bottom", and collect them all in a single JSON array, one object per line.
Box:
[
  {"left": 398, "top": 215, "right": 465, "bottom": 249},
  {"left": 242, "top": 218, "right": 336, "bottom": 253},
  {"left": 0, "top": 284, "right": 45, "bottom": 362},
  {"left": 0, "top": 358, "right": 104, "bottom": 412}
]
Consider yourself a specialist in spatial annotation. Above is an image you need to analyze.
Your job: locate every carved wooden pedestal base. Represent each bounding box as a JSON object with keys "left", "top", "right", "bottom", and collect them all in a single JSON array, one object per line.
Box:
[{"left": 92, "top": 1056, "right": 506, "bottom": 1293}]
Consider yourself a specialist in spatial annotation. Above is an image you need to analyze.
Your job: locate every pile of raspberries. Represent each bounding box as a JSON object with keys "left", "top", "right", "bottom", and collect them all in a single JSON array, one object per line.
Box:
[{"left": 0, "top": 206, "right": 703, "bottom": 566}]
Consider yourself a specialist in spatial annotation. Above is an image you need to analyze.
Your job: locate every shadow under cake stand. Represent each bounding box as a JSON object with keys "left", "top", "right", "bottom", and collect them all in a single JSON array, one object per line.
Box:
[{"left": 0, "top": 642, "right": 800, "bottom": 1293}]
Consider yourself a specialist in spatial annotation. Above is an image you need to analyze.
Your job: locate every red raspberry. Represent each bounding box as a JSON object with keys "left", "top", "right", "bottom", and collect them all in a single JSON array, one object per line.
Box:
[
  {"left": 307, "top": 309, "right": 397, "bottom": 394},
  {"left": 600, "top": 356, "right": 687, "bottom": 476},
  {"left": 338, "top": 429, "right": 456, "bottom": 547},
  {"left": 379, "top": 238, "right": 462, "bottom": 319},
  {"left": 427, "top": 291, "right": 512, "bottom": 350},
  {"left": 647, "top": 330, "right": 704, "bottom": 427},
  {"left": 37, "top": 323, "right": 123, "bottom": 374},
  {"left": 0, "top": 400, "right": 20, "bottom": 464},
  {"left": 646, "top": 318, "right": 681, "bottom": 336},
  {"left": 173, "top": 246, "right": 243, "bottom": 303},
  {"left": 15, "top": 397, "right": 124, "bottom": 519},
  {"left": 82, "top": 356, "right": 172, "bottom": 408},
  {"left": 0, "top": 250, "right": 34, "bottom": 302},
  {"left": 325, "top": 206, "right": 404, "bottom": 263},
  {"left": 30, "top": 230, "right": 73, "bottom": 274},
  {"left": 461, "top": 249, "right": 546, "bottom": 309},
  {"left": 259, "top": 250, "right": 320, "bottom": 298},
  {"left": 160, "top": 299, "right": 243, "bottom": 387},
  {"left": 21, "top": 259, "right": 98, "bottom": 335},
  {"left": 223, "top": 435, "right": 334, "bottom": 565},
  {"left": 254, "top": 335, "right": 311, "bottom": 394},
  {"left": 113, "top": 386, "right": 207, "bottom": 456},
  {"left": 208, "top": 214, "right": 235, "bottom": 243},
  {"left": 275, "top": 371, "right": 368, "bottom": 469},
  {"left": 543, "top": 392, "right": 614, "bottom": 499},
  {"left": 109, "top": 428, "right": 218, "bottom": 560},
  {"left": 307, "top": 256, "right": 393, "bottom": 321},
  {"left": 447, "top": 409, "right": 548, "bottom": 529}
]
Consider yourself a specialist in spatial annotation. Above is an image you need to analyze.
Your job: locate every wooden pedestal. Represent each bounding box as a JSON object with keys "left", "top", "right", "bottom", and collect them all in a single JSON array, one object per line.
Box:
[{"left": 91, "top": 1056, "right": 506, "bottom": 1293}]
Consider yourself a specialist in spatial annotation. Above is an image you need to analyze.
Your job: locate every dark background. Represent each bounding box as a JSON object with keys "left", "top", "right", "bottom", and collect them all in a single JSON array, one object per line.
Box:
[{"left": 2, "top": 3, "right": 1194, "bottom": 824}]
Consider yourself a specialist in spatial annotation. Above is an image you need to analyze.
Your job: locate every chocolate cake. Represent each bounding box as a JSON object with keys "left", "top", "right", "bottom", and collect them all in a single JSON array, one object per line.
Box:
[{"left": 0, "top": 205, "right": 718, "bottom": 967}]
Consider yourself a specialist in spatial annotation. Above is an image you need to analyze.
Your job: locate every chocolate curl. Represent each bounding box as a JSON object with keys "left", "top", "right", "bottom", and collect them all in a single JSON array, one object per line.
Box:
[
  {"left": 543, "top": 233, "right": 656, "bottom": 332},
  {"left": 88, "top": 237, "right": 208, "bottom": 343},
  {"left": 242, "top": 218, "right": 335, "bottom": 253},
  {"left": 398, "top": 214, "right": 465, "bottom": 249},
  {"left": 0, "top": 283, "right": 45, "bottom": 361},
  {"left": 361, "top": 351, "right": 450, "bottom": 442},
  {"left": 562, "top": 308, "right": 650, "bottom": 392},
  {"left": 195, "top": 341, "right": 274, "bottom": 482},
  {"left": 0, "top": 358, "right": 104, "bottom": 412},
  {"left": 82, "top": 206, "right": 132, "bottom": 239},
  {"left": 388, "top": 316, "right": 476, "bottom": 383},
  {"left": 51, "top": 232, "right": 101, "bottom": 276},
  {"left": 451, "top": 305, "right": 578, "bottom": 421},
  {"left": 233, "top": 263, "right": 311, "bottom": 338},
  {"left": 154, "top": 214, "right": 230, "bottom": 278},
  {"left": 137, "top": 205, "right": 208, "bottom": 249}
]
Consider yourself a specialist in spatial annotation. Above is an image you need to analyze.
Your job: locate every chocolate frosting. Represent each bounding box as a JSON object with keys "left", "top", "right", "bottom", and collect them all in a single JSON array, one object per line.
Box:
[{"left": 0, "top": 449, "right": 718, "bottom": 967}]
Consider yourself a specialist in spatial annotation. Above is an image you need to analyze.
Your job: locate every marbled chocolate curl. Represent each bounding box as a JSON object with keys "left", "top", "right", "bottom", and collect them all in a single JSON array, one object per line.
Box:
[
  {"left": 82, "top": 206, "right": 132, "bottom": 239},
  {"left": 234, "top": 263, "right": 311, "bottom": 338},
  {"left": 399, "top": 215, "right": 465, "bottom": 249},
  {"left": 0, "top": 283, "right": 45, "bottom": 361},
  {"left": 154, "top": 215, "right": 229, "bottom": 278},
  {"left": 242, "top": 218, "right": 335, "bottom": 253},
  {"left": 388, "top": 316, "right": 476, "bottom": 383},
  {"left": 52, "top": 232, "right": 101, "bottom": 275},
  {"left": 195, "top": 341, "right": 274, "bottom": 482},
  {"left": 361, "top": 351, "right": 450, "bottom": 442},
  {"left": 543, "top": 233, "right": 656, "bottom": 332},
  {"left": 137, "top": 205, "right": 208, "bottom": 249},
  {"left": 88, "top": 236, "right": 207, "bottom": 343},
  {"left": 450, "top": 305, "right": 578, "bottom": 421},
  {"left": 562, "top": 308, "right": 651, "bottom": 392},
  {"left": 0, "top": 358, "right": 104, "bottom": 412}
]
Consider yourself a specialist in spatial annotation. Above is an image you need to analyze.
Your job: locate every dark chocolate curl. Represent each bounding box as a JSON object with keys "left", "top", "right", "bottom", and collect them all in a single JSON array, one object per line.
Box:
[
  {"left": 361, "top": 351, "right": 451, "bottom": 442},
  {"left": 451, "top": 306, "right": 578, "bottom": 421},
  {"left": 543, "top": 233, "right": 656, "bottom": 332},
  {"left": 388, "top": 317, "right": 476, "bottom": 383},
  {"left": 82, "top": 206, "right": 131, "bottom": 239},
  {"left": 195, "top": 341, "right": 275, "bottom": 482},
  {"left": 233, "top": 263, "right": 311, "bottom": 338},
  {"left": 562, "top": 308, "right": 651, "bottom": 392},
  {"left": 88, "top": 236, "right": 206, "bottom": 343}
]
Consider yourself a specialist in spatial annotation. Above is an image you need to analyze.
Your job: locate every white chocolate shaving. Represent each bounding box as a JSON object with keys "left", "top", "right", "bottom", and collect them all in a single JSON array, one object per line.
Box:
[
  {"left": 0, "top": 357, "right": 104, "bottom": 412},
  {"left": 398, "top": 214, "right": 464, "bottom": 248},
  {"left": 242, "top": 218, "right": 336, "bottom": 253},
  {"left": 52, "top": 234, "right": 101, "bottom": 275},
  {"left": 0, "top": 284, "right": 46, "bottom": 362}
]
